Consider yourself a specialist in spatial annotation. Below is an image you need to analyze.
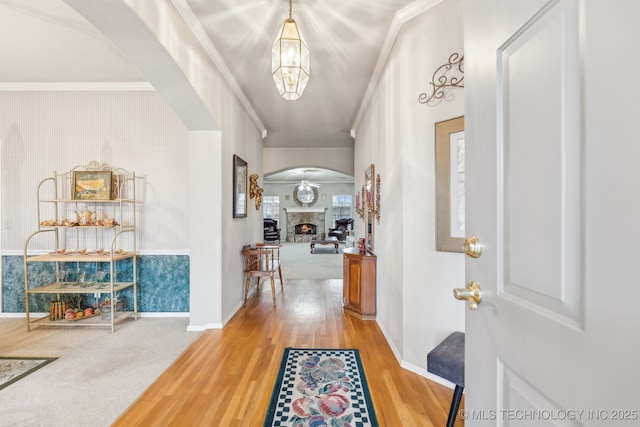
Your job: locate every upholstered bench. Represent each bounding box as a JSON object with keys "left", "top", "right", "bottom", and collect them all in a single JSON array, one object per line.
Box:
[{"left": 427, "top": 331, "right": 465, "bottom": 427}]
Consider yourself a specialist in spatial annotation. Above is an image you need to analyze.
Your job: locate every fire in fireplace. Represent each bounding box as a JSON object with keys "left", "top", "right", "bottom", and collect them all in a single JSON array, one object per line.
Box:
[{"left": 295, "top": 223, "right": 317, "bottom": 234}]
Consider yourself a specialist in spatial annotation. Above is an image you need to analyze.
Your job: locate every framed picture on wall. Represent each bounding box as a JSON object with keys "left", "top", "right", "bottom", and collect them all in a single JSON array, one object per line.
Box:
[
  {"left": 233, "top": 155, "right": 248, "bottom": 218},
  {"left": 435, "top": 115, "right": 465, "bottom": 252}
]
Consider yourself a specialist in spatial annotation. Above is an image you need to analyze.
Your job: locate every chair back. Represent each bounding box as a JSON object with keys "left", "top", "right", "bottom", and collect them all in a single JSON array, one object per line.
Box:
[
  {"left": 242, "top": 243, "right": 281, "bottom": 275},
  {"left": 334, "top": 218, "right": 354, "bottom": 230},
  {"left": 264, "top": 218, "right": 278, "bottom": 231},
  {"left": 263, "top": 218, "right": 281, "bottom": 242}
]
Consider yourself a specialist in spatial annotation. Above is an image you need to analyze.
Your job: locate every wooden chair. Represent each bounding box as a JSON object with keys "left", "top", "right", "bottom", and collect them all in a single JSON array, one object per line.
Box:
[{"left": 241, "top": 243, "right": 283, "bottom": 306}]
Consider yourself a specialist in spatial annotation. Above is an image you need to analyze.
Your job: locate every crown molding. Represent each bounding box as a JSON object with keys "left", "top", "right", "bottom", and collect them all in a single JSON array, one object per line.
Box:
[
  {"left": 351, "top": 0, "right": 446, "bottom": 135},
  {"left": 0, "top": 82, "right": 154, "bottom": 91},
  {"left": 171, "top": 0, "right": 268, "bottom": 139}
]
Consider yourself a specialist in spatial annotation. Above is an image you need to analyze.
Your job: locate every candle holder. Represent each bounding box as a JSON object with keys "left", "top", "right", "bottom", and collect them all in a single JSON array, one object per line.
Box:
[
  {"left": 355, "top": 186, "right": 366, "bottom": 220},
  {"left": 369, "top": 174, "right": 381, "bottom": 224}
]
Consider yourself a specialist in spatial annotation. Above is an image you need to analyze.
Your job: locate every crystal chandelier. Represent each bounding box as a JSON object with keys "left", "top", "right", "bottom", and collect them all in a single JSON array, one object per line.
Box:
[{"left": 271, "top": 0, "right": 310, "bottom": 101}]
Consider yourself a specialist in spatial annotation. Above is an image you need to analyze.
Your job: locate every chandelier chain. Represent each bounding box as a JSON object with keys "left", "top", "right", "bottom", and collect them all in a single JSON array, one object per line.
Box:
[{"left": 289, "top": 0, "right": 292, "bottom": 19}]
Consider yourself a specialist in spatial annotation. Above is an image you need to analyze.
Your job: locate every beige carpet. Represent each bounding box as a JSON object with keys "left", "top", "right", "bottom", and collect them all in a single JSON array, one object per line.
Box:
[
  {"left": 280, "top": 241, "right": 345, "bottom": 280},
  {"left": 0, "top": 317, "right": 201, "bottom": 427}
]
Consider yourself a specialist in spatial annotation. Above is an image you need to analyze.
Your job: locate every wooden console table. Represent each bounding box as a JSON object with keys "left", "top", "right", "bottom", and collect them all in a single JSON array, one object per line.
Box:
[{"left": 342, "top": 248, "right": 377, "bottom": 320}]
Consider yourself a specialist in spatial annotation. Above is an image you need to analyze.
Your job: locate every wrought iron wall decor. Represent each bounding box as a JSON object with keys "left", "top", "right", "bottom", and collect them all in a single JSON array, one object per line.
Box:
[{"left": 418, "top": 53, "right": 464, "bottom": 105}]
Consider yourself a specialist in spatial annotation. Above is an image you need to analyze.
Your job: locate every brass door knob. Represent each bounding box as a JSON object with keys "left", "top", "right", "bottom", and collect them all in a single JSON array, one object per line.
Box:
[
  {"left": 453, "top": 281, "right": 483, "bottom": 310},
  {"left": 463, "top": 236, "right": 482, "bottom": 258}
]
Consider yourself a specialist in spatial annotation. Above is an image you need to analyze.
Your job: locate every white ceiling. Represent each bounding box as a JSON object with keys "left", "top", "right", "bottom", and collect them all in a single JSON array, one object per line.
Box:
[
  {"left": 265, "top": 167, "right": 353, "bottom": 184},
  {"left": 0, "top": 0, "right": 147, "bottom": 83},
  {"left": 0, "top": 0, "right": 421, "bottom": 182}
]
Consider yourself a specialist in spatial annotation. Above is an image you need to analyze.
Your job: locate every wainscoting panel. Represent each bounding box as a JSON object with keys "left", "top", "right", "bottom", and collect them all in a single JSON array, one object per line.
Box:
[{"left": 2, "top": 254, "right": 189, "bottom": 313}]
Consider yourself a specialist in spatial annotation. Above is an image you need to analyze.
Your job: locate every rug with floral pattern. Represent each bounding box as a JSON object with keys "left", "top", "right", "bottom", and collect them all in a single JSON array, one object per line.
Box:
[{"left": 264, "top": 348, "right": 378, "bottom": 427}]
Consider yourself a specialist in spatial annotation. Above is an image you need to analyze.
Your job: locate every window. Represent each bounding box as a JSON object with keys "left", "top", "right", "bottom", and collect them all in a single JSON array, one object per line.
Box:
[
  {"left": 331, "top": 195, "right": 352, "bottom": 225},
  {"left": 262, "top": 195, "right": 280, "bottom": 220}
]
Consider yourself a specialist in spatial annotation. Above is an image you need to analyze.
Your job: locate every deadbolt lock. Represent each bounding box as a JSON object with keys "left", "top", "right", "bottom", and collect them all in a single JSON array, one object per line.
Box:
[{"left": 463, "top": 236, "right": 483, "bottom": 258}]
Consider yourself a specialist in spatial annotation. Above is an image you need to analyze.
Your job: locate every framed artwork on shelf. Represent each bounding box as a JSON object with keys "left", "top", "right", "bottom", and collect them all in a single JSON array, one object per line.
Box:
[
  {"left": 233, "top": 155, "right": 248, "bottom": 218},
  {"left": 72, "top": 171, "right": 112, "bottom": 200},
  {"left": 435, "top": 115, "right": 465, "bottom": 252}
]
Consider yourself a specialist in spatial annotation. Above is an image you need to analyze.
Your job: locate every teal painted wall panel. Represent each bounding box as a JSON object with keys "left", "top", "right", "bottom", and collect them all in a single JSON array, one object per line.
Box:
[{"left": 2, "top": 255, "right": 189, "bottom": 313}]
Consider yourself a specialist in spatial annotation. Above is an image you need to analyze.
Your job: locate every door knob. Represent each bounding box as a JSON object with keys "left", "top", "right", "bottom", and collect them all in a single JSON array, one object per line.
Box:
[
  {"left": 463, "top": 236, "right": 482, "bottom": 258},
  {"left": 453, "top": 281, "right": 483, "bottom": 310}
]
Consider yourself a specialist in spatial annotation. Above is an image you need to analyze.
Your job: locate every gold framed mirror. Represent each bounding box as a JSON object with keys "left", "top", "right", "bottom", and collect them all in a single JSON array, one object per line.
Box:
[{"left": 293, "top": 182, "right": 318, "bottom": 207}]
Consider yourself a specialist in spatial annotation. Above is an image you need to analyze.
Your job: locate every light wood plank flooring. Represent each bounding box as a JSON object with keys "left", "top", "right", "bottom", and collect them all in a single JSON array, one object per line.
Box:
[{"left": 113, "top": 279, "right": 463, "bottom": 426}]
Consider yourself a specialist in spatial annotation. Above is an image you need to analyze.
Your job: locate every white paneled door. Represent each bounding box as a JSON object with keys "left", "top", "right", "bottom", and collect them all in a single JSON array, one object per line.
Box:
[{"left": 463, "top": 0, "right": 640, "bottom": 425}]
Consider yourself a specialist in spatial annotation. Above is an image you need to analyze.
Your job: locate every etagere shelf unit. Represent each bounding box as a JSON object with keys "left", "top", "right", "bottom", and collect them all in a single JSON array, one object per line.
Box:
[{"left": 23, "top": 162, "right": 140, "bottom": 332}]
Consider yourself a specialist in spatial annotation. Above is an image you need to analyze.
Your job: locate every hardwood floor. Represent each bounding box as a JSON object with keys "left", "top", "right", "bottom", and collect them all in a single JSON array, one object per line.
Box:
[{"left": 113, "top": 279, "right": 463, "bottom": 426}]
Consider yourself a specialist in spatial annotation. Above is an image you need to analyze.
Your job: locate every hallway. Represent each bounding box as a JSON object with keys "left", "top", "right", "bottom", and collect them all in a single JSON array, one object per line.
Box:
[{"left": 113, "top": 278, "right": 463, "bottom": 426}]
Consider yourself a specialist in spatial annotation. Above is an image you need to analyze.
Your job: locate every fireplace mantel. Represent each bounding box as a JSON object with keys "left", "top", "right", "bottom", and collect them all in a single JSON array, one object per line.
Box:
[{"left": 284, "top": 208, "right": 327, "bottom": 213}]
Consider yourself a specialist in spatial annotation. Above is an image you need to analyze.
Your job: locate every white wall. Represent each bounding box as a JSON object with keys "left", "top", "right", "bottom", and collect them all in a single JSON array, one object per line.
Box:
[
  {"left": 263, "top": 147, "right": 354, "bottom": 178},
  {"left": 0, "top": 87, "right": 261, "bottom": 328},
  {"left": 121, "top": 0, "right": 265, "bottom": 327},
  {"left": 188, "top": 131, "right": 222, "bottom": 327},
  {"left": 354, "top": 0, "right": 465, "bottom": 376},
  {"left": 0, "top": 90, "right": 189, "bottom": 253},
  {"left": 2, "top": 0, "right": 266, "bottom": 328}
]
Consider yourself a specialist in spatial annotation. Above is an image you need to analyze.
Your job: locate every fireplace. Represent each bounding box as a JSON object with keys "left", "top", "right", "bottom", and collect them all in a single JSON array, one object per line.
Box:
[
  {"left": 284, "top": 208, "right": 327, "bottom": 243},
  {"left": 295, "top": 223, "right": 317, "bottom": 235}
]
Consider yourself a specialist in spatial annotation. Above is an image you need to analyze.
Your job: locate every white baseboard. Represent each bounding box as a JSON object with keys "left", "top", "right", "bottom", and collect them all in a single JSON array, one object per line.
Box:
[
  {"left": 376, "top": 318, "right": 456, "bottom": 391},
  {"left": 0, "top": 312, "right": 49, "bottom": 318},
  {"left": 139, "top": 312, "right": 189, "bottom": 318},
  {"left": 401, "top": 359, "right": 456, "bottom": 390},
  {"left": 186, "top": 323, "right": 223, "bottom": 331},
  {"left": 0, "top": 312, "right": 191, "bottom": 318}
]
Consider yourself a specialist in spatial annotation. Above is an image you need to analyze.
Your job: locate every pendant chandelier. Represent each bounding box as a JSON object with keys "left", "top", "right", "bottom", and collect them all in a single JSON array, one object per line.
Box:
[{"left": 271, "top": 0, "right": 310, "bottom": 101}]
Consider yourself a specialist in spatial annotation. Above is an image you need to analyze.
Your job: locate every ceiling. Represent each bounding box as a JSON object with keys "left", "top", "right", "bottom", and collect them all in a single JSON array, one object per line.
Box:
[
  {"left": 264, "top": 167, "right": 353, "bottom": 184},
  {"left": 0, "top": 0, "right": 420, "bottom": 182}
]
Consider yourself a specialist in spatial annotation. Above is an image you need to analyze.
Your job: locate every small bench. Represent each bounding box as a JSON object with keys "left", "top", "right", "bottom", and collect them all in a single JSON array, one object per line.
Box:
[
  {"left": 310, "top": 236, "right": 339, "bottom": 253},
  {"left": 427, "top": 332, "right": 465, "bottom": 427}
]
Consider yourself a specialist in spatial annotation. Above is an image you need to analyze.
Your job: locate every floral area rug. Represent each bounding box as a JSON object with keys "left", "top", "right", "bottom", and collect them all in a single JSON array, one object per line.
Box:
[
  {"left": 265, "top": 348, "right": 378, "bottom": 427},
  {"left": 0, "top": 357, "right": 57, "bottom": 391}
]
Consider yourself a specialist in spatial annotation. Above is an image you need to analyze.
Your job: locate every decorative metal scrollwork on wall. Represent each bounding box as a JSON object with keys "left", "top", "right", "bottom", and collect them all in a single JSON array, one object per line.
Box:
[{"left": 418, "top": 53, "right": 464, "bottom": 105}]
